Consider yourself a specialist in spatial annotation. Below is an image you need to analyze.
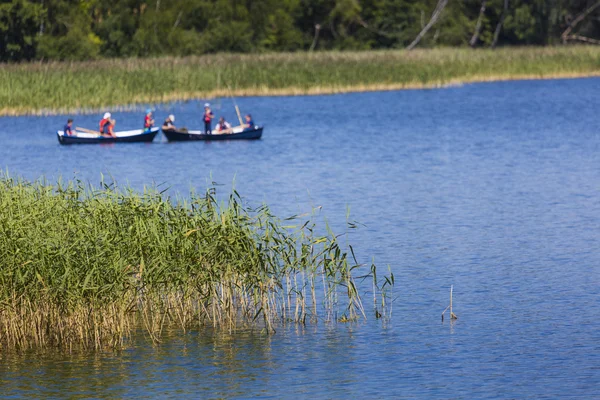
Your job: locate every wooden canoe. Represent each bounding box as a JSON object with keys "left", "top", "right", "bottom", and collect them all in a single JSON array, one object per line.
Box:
[
  {"left": 57, "top": 127, "right": 160, "bottom": 145},
  {"left": 162, "top": 126, "right": 263, "bottom": 141}
]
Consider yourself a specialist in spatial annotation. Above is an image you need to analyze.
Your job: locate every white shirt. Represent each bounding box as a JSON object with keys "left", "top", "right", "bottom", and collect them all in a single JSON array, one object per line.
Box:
[{"left": 217, "top": 121, "right": 231, "bottom": 131}]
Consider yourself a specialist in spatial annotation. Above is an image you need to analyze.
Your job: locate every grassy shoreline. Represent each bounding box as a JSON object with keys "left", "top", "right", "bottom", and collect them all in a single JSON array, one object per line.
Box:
[{"left": 1, "top": 46, "right": 600, "bottom": 116}]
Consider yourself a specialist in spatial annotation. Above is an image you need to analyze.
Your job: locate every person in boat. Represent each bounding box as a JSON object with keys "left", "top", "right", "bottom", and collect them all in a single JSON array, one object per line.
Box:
[
  {"left": 99, "top": 113, "right": 116, "bottom": 137},
  {"left": 215, "top": 116, "right": 232, "bottom": 134},
  {"left": 144, "top": 109, "right": 154, "bottom": 132},
  {"left": 162, "top": 114, "right": 176, "bottom": 130},
  {"left": 64, "top": 119, "right": 75, "bottom": 136},
  {"left": 203, "top": 103, "right": 215, "bottom": 134},
  {"left": 243, "top": 114, "right": 255, "bottom": 131}
]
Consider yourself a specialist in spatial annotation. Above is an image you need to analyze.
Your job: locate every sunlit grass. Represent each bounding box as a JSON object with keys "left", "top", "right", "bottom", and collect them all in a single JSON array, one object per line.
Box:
[
  {"left": 0, "top": 175, "right": 392, "bottom": 350},
  {"left": 1, "top": 46, "right": 599, "bottom": 116}
]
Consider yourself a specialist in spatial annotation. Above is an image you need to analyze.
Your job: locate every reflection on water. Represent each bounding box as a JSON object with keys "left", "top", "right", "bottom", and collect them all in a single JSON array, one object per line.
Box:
[{"left": 2, "top": 77, "right": 600, "bottom": 397}]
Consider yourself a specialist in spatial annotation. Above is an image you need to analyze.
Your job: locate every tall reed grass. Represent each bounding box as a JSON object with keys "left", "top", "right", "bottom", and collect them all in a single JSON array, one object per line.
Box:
[
  {"left": 1, "top": 46, "right": 599, "bottom": 116},
  {"left": 0, "top": 175, "right": 393, "bottom": 350}
]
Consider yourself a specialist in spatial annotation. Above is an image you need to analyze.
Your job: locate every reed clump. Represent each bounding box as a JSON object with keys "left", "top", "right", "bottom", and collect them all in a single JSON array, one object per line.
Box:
[
  {"left": 1, "top": 46, "right": 599, "bottom": 116},
  {"left": 0, "top": 175, "right": 391, "bottom": 350}
]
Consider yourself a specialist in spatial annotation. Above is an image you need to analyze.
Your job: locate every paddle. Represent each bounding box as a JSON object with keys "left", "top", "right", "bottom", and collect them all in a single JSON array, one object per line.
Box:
[
  {"left": 77, "top": 120, "right": 117, "bottom": 137},
  {"left": 226, "top": 83, "right": 245, "bottom": 127},
  {"left": 235, "top": 105, "right": 243, "bottom": 127},
  {"left": 75, "top": 126, "right": 101, "bottom": 135}
]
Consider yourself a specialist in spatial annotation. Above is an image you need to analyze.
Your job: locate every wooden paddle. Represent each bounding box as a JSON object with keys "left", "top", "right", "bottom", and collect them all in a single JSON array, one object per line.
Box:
[
  {"left": 235, "top": 105, "right": 244, "bottom": 127},
  {"left": 75, "top": 126, "right": 101, "bottom": 135},
  {"left": 77, "top": 121, "right": 117, "bottom": 137}
]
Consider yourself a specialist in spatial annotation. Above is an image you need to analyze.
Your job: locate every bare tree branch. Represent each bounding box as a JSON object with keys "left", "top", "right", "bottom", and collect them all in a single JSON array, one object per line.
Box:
[
  {"left": 564, "top": 34, "right": 600, "bottom": 45},
  {"left": 491, "top": 0, "right": 508, "bottom": 49},
  {"left": 469, "top": 0, "right": 487, "bottom": 47},
  {"left": 406, "top": 0, "right": 449, "bottom": 50},
  {"left": 309, "top": 24, "right": 321, "bottom": 51},
  {"left": 171, "top": 11, "right": 183, "bottom": 32},
  {"left": 561, "top": 1, "right": 600, "bottom": 44}
]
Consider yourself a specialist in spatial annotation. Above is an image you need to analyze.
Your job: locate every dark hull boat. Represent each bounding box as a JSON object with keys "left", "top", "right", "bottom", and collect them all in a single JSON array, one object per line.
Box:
[
  {"left": 57, "top": 127, "right": 160, "bottom": 145},
  {"left": 162, "top": 126, "right": 263, "bottom": 141}
]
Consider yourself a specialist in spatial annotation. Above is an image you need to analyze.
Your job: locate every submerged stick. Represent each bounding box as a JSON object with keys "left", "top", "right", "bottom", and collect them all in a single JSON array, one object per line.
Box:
[
  {"left": 450, "top": 285, "right": 453, "bottom": 317},
  {"left": 441, "top": 285, "right": 458, "bottom": 321}
]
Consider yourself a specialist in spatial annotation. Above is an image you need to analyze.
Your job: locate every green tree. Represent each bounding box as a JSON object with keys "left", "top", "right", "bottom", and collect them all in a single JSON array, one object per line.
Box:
[
  {"left": 36, "top": 0, "right": 102, "bottom": 60},
  {"left": 0, "top": 0, "right": 45, "bottom": 61}
]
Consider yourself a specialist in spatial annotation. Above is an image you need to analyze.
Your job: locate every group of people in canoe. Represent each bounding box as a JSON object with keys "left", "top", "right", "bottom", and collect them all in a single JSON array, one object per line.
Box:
[
  {"left": 63, "top": 112, "right": 119, "bottom": 137},
  {"left": 200, "top": 103, "right": 254, "bottom": 134},
  {"left": 63, "top": 104, "right": 255, "bottom": 137}
]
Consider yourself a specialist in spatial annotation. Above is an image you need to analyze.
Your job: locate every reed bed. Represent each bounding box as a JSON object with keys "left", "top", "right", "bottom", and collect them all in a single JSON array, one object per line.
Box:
[
  {"left": 0, "top": 175, "right": 393, "bottom": 350},
  {"left": 1, "top": 46, "right": 600, "bottom": 116}
]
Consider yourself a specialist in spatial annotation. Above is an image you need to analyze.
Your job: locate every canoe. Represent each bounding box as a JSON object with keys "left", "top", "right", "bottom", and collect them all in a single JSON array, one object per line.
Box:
[
  {"left": 162, "top": 126, "right": 263, "bottom": 141},
  {"left": 57, "top": 127, "right": 160, "bottom": 145}
]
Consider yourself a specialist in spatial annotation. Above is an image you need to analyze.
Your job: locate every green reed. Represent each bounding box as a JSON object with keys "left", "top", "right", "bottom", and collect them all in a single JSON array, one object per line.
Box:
[
  {"left": 0, "top": 175, "right": 392, "bottom": 350},
  {"left": 1, "top": 46, "right": 599, "bottom": 116}
]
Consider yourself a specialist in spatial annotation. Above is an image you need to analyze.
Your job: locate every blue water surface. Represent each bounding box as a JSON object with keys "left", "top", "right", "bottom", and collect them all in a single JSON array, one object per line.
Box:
[{"left": 1, "top": 77, "right": 600, "bottom": 398}]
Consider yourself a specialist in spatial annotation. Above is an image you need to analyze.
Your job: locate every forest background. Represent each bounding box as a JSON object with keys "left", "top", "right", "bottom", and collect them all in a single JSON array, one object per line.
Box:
[{"left": 2, "top": 0, "right": 600, "bottom": 62}]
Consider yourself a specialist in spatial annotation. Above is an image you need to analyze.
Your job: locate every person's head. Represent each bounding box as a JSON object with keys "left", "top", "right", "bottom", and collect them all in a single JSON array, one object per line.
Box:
[
  {"left": 219, "top": 116, "right": 225, "bottom": 123},
  {"left": 103, "top": 112, "right": 111, "bottom": 120},
  {"left": 168, "top": 114, "right": 175, "bottom": 122},
  {"left": 204, "top": 103, "right": 210, "bottom": 109},
  {"left": 67, "top": 118, "right": 73, "bottom": 126},
  {"left": 146, "top": 108, "right": 153, "bottom": 116},
  {"left": 245, "top": 114, "right": 252, "bottom": 121}
]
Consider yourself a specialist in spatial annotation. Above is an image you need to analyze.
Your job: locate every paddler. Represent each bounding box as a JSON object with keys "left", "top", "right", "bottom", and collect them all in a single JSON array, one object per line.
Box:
[
  {"left": 64, "top": 118, "right": 75, "bottom": 136},
  {"left": 144, "top": 109, "right": 154, "bottom": 132},
  {"left": 215, "top": 116, "right": 232, "bottom": 134},
  {"left": 243, "top": 114, "right": 255, "bottom": 131},
  {"left": 99, "top": 112, "right": 116, "bottom": 137},
  {"left": 162, "top": 114, "right": 176, "bottom": 130}
]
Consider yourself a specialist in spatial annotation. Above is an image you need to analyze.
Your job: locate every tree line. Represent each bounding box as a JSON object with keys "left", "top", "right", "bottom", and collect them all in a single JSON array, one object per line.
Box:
[{"left": 1, "top": 0, "right": 600, "bottom": 62}]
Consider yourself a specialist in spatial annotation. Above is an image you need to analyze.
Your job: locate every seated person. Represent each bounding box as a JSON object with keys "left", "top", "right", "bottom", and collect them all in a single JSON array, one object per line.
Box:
[
  {"left": 99, "top": 112, "right": 116, "bottom": 137},
  {"left": 243, "top": 114, "right": 255, "bottom": 131},
  {"left": 64, "top": 118, "right": 75, "bottom": 136},
  {"left": 215, "top": 116, "right": 232, "bottom": 134},
  {"left": 162, "top": 114, "right": 176, "bottom": 130}
]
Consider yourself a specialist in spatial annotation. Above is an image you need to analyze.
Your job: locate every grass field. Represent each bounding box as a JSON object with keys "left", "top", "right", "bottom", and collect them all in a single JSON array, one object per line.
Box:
[
  {"left": 1, "top": 46, "right": 599, "bottom": 116},
  {"left": 0, "top": 176, "right": 392, "bottom": 350}
]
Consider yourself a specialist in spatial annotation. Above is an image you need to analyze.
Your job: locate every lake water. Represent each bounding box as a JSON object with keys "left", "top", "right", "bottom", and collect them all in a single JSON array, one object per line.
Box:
[{"left": 2, "top": 78, "right": 600, "bottom": 398}]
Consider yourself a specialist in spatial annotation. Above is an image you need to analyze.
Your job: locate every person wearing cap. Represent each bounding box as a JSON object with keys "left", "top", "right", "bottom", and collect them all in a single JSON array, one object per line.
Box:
[
  {"left": 243, "top": 114, "right": 255, "bottom": 131},
  {"left": 99, "top": 112, "right": 116, "bottom": 137},
  {"left": 144, "top": 109, "right": 155, "bottom": 132},
  {"left": 162, "top": 114, "right": 176, "bottom": 130},
  {"left": 215, "top": 116, "right": 232, "bottom": 134},
  {"left": 203, "top": 103, "right": 215, "bottom": 134}
]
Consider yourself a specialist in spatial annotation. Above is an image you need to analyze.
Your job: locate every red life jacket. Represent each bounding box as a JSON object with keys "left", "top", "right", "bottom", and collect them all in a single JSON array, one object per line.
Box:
[
  {"left": 99, "top": 118, "right": 111, "bottom": 133},
  {"left": 204, "top": 111, "right": 212, "bottom": 123}
]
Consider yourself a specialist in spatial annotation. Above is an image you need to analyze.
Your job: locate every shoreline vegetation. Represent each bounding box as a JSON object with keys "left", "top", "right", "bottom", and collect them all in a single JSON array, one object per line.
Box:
[
  {"left": 1, "top": 46, "right": 600, "bottom": 117},
  {"left": 0, "top": 176, "right": 393, "bottom": 350}
]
